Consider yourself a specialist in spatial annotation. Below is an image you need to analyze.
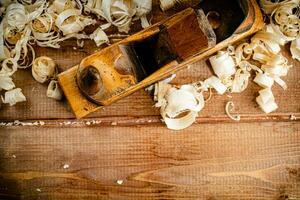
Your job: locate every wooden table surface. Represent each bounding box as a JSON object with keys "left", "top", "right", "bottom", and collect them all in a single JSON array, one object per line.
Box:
[{"left": 0, "top": 2, "right": 299, "bottom": 200}]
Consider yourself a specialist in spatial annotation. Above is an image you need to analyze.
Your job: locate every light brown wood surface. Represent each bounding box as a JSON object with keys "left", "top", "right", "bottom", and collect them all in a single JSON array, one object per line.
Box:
[
  {"left": 0, "top": 1, "right": 299, "bottom": 199},
  {"left": 0, "top": 122, "right": 299, "bottom": 200}
]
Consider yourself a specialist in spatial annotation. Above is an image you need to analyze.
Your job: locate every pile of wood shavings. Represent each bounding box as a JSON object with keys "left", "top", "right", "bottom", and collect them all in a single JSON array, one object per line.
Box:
[
  {"left": 0, "top": 0, "right": 152, "bottom": 107},
  {"left": 154, "top": 0, "right": 300, "bottom": 130}
]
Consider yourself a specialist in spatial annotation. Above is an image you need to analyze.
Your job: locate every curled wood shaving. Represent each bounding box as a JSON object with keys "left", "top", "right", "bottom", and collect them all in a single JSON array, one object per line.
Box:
[
  {"left": 0, "top": 58, "right": 17, "bottom": 76},
  {"left": 154, "top": 82, "right": 204, "bottom": 130},
  {"left": 256, "top": 88, "right": 278, "bottom": 113},
  {"left": 234, "top": 43, "right": 254, "bottom": 63},
  {"left": 163, "top": 111, "right": 198, "bottom": 131},
  {"left": 253, "top": 73, "right": 274, "bottom": 88},
  {"left": 101, "top": 0, "right": 135, "bottom": 33},
  {"left": 270, "top": 2, "right": 300, "bottom": 42},
  {"left": 47, "top": 80, "right": 63, "bottom": 100},
  {"left": 49, "top": 0, "right": 83, "bottom": 14},
  {"left": 225, "top": 101, "right": 241, "bottom": 121},
  {"left": 290, "top": 115, "right": 297, "bottom": 120},
  {"left": 85, "top": 0, "right": 151, "bottom": 31},
  {"left": 154, "top": 82, "right": 172, "bottom": 107},
  {"left": 273, "top": 76, "right": 287, "bottom": 90},
  {"left": 55, "top": 8, "right": 96, "bottom": 36},
  {"left": 32, "top": 56, "right": 57, "bottom": 83},
  {"left": 159, "top": 0, "right": 176, "bottom": 11},
  {"left": 252, "top": 27, "right": 282, "bottom": 54},
  {"left": 90, "top": 27, "right": 109, "bottom": 47},
  {"left": 164, "top": 85, "right": 204, "bottom": 118},
  {"left": 1, "top": 88, "right": 26, "bottom": 106},
  {"left": 231, "top": 69, "right": 250, "bottom": 93},
  {"left": 6, "top": 3, "right": 28, "bottom": 31},
  {"left": 203, "top": 76, "right": 227, "bottom": 95},
  {"left": 209, "top": 51, "right": 236, "bottom": 78},
  {"left": 30, "top": 13, "right": 61, "bottom": 48},
  {"left": 132, "top": 0, "right": 152, "bottom": 28}
]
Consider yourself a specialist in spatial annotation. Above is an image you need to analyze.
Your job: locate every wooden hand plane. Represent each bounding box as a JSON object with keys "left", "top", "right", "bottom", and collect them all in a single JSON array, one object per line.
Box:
[{"left": 58, "top": 0, "right": 264, "bottom": 119}]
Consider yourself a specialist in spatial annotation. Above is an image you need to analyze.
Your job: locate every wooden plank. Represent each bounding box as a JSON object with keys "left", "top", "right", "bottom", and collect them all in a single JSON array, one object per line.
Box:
[
  {"left": 0, "top": 47, "right": 299, "bottom": 121},
  {"left": 0, "top": 122, "right": 299, "bottom": 199},
  {"left": 0, "top": 0, "right": 297, "bottom": 121}
]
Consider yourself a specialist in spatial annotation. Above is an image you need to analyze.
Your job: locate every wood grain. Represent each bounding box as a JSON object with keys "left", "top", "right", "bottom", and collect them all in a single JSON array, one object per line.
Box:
[
  {"left": 0, "top": 45, "right": 299, "bottom": 121},
  {"left": 0, "top": 0, "right": 295, "bottom": 122},
  {"left": 0, "top": 1, "right": 299, "bottom": 199},
  {"left": 0, "top": 122, "right": 299, "bottom": 200}
]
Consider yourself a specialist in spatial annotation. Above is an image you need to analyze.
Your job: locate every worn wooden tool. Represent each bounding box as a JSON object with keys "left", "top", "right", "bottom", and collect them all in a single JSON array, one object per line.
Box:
[{"left": 58, "top": 0, "right": 264, "bottom": 119}]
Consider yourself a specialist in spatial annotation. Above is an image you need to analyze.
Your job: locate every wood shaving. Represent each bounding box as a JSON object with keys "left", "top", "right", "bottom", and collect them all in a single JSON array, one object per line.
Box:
[
  {"left": 256, "top": 88, "right": 278, "bottom": 113},
  {"left": 231, "top": 69, "right": 250, "bottom": 93},
  {"left": 63, "top": 164, "right": 70, "bottom": 169},
  {"left": 209, "top": 51, "right": 236, "bottom": 78},
  {"left": 0, "top": 75, "right": 15, "bottom": 91},
  {"left": 202, "top": 76, "right": 227, "bottom": 95},
  {"left": 1, "top": 88, "right": 26, "bottom": 106},
  {"left": 154, "top": 82, "right": 204, "bottom": 130},
  {"left": 32, "top": 56, "right": 57, "bottom": 83},
  {"left": 55, "top": 9, "right": 96, "bottom": 35},
  {"left": 253, "top": 73, "right": 274, "bottom": 88},
  {"left": 90, "top": 27, "right": 109, "bottom": 47},
  {"left": 47, "top": 80, "right": 63, "bottom": 100},
  {"left": 270, "top": 2, "right": 300, "bottom": 42},
  {"left": 132, "top": 0, "right": 152, "bottom": 28},
  {"left": 225, "top": 101, "right": 241, "bottom": 121}
]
